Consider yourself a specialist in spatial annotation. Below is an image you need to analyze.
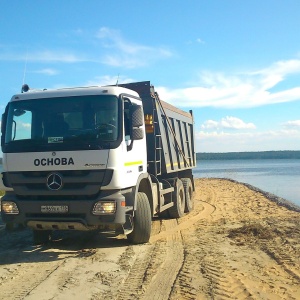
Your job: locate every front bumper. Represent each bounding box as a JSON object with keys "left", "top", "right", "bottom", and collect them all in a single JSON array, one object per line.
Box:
[{"left": 1, "top": 190, "right": 128, "bottom": 231}]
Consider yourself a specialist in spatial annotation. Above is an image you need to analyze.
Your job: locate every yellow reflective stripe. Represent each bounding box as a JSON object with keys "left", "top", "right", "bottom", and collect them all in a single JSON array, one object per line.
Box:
[
  {"left": 166, "top": 163, "right": 177, "bottom": 167},
  {"left": 124, "top": 161, "right": 143, "bottom": 166},
  {"left": 166, "top": 162, "right": 184, "bottom": 167}
]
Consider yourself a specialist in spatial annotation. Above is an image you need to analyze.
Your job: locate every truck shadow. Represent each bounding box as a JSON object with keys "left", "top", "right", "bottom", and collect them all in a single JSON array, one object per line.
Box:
[
  {"left": 0, "top": 228, "right": 130, "bottom": 266},
  {"left": 50, "top": 230, "right": 130, "bottom": 250}
]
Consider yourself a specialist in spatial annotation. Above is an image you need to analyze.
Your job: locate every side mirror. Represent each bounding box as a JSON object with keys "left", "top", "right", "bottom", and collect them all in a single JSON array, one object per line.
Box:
[
  {"left": 13, "top": 109, "right": 26, "bottom": 117},
  {"left": 126, "top": 104, "right": 144, "bottom": 150},
  {"left": 130, "top": 105, "right": 144, "bottom": 128},
  {"left": 1, "top": 113, "right": 5, "bottom": 134},
  {"left": 1, "top": 113, "right": 6, "bottom": 148},
  {"left": 132, "top": 128, "right": 144, "bottom": 140}
]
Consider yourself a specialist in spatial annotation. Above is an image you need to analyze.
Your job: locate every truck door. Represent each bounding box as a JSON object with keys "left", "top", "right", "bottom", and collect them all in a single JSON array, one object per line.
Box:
[{"left": 122, "top": 98, "right": 147, "bottom": 186}]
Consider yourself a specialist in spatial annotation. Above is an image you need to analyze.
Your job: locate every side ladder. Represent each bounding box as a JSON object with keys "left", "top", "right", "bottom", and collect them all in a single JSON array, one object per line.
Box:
[{"left": 153, "top": 107, "right": 162, "bottom": 176}]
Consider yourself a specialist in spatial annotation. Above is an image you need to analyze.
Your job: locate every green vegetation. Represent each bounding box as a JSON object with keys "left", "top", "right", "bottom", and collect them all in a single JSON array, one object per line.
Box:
[{"left": 196, "top": 150, "right": 300, "bottom": 160}]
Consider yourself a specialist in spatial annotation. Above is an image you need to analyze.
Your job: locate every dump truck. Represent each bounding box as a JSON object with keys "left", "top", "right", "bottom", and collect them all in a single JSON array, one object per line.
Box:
[{"left": 0, "top": 81, "right": 196, "bottom": 244}]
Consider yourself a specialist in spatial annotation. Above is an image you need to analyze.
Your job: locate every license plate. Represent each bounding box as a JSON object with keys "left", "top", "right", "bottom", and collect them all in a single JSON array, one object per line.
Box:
[{"left": 41, "top": 205, "right": 69, "bottom": 213}]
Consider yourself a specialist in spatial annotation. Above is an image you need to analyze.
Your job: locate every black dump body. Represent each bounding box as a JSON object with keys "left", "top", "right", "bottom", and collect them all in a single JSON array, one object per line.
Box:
[{"left": 120, "top": 81, "right": 196, "bottom": 178}]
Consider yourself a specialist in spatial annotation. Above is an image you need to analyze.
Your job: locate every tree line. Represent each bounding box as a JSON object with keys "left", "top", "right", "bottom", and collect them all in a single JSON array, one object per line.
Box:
[{"left": 196, "top": 150, "right": 300, "bottom": 160}]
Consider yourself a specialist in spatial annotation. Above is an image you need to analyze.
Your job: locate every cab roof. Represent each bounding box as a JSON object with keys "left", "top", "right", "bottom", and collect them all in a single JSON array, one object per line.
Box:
[{"left": 10, "top": 85, "right": 140, "bottom": 102}]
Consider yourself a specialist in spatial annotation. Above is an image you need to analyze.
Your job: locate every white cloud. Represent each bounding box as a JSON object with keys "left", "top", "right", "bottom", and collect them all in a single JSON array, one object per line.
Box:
[
  {"left": 187, "top": 38, "right": 205, "bottom": 45},
  {"left": 85, "top": 75, "right": 135, "bottom": 86},
  {"left": 196, "top": 38, "right": 205, "bottom": 44},
  {"left": 156, "top": 59, "right": 300, "bottom": 108},
  {"left": 196, "top": 129, "right": 300, "bottom": 152},
  {"left": 201, "top": 116, "right": 256, "bottom": 130},
  {"left": 22, "top": 123, "right": 31, "bottom": 129},
  {"left": 96, "top": 27, "right": 173, "bottom": 68},
  {"left": 0, "top": 50, "right": 89, "bottom": 63},
  {"left": 282, "top": 120, "right": 300, "bottom": 129},
  {"left": 29, "top": 51, "right": 89, "bottom": 63},
  {"left": 0, "top": 28, "right": 173, "bottom": 68},
  {"left": 34, "top": 68, "right": 59, "bottom": 76}
]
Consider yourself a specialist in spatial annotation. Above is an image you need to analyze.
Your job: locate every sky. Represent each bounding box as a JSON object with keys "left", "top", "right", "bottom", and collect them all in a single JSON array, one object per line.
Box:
[{"left": 1, "top": 0, "right": 300, "bottom": 153}]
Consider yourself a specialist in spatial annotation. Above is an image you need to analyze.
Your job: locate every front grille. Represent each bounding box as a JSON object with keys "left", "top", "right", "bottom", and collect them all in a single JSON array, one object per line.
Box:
[
  {"left": 23, "top": 183, "right": 87, "bottom": 190},
  {"left": 4, "top": 169, "right": 113, "bottom": 199},
  {"left": 17, "top": 194, "right": 95, "bottom": 201}
]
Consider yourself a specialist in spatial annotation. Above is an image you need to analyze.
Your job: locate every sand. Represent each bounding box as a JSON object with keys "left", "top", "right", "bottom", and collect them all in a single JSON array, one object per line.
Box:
[{"left": 0, "top": 178, "right": 299, "bottom": 299}]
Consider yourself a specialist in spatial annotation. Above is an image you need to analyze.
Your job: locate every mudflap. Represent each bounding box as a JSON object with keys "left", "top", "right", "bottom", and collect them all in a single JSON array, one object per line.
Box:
[{"left": 122, "top": 214, "right": 133, "bottom": 235}]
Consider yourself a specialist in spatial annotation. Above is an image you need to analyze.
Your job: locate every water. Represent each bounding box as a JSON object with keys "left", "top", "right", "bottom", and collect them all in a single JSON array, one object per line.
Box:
[{"left": 194, "top": 159, "right": 300, "bottom": 207}]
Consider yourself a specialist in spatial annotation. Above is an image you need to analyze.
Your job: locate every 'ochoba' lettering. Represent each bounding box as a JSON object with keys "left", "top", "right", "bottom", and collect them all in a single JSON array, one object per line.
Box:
[{"left": 34, "top": 157, "right": 75, "bottom": 166}]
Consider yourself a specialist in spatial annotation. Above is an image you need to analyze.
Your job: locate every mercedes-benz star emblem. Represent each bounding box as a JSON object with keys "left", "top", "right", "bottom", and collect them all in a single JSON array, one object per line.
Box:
[{"left": 46, "top": 173, "right": 63, "bottom": 191}]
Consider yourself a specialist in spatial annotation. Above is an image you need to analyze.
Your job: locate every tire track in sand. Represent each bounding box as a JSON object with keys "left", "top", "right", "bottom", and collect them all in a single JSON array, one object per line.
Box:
[
  {"left": 149, "top": 201, "right": 216, "bottom": 243},
  {"left": 261, "top": 241, "right": 300, "bottom": 283},
  {"left": 167, "top": 187, "right": 219, "bottom": 300},
  {"left": 114, "top": 196, "right": 215, "bottom": 300},
  {"left": 116, "top": 219, "right": 184, "bottom": 300},
  {"left": 0, "top": 261, "right": 62, "bottom": 300},
  {"left": 170, "top": 184, "right": 258, "bottom": 300},
  {"left": 138, "top": 195, "right": 216, "bottom": 299}
]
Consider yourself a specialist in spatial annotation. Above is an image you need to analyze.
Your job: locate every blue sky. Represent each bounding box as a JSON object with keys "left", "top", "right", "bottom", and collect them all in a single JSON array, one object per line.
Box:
[{"left": 1, "top": 0, "right": 300, "bottom": 152}]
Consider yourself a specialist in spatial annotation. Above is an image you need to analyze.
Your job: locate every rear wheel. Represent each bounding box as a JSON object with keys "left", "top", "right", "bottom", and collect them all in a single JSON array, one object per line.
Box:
[
  {"left": 168, "top": 179, "right": 186, "bottom": 218},
  {"left": 33, "top": 230, "right": 52, "bottom": 245},
  {"left": 182, "top": 178, "right": 194, "bottom": 212},
  {"left": 127, "top": 192, "right": 152, "bottom": 244}
]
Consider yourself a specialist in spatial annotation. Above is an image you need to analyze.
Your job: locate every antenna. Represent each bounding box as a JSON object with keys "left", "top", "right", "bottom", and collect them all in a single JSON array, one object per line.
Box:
[
  {"left": 116, "top": 73, "right": 120, "bottom": 86},
  {"left": 22, "top": 48, "right": 29, "bottom": 85}
]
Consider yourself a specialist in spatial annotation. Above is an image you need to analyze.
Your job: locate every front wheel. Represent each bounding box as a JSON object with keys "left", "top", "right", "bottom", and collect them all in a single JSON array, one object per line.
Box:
[{"left": 127, "top": 192, "right": 152, "bottom": 244}]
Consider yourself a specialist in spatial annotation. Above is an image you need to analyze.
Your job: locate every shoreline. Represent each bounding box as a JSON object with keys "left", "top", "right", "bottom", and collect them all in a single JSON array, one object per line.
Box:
[{"left": 219, "top": 178, "right": 300, "bottom": 213}]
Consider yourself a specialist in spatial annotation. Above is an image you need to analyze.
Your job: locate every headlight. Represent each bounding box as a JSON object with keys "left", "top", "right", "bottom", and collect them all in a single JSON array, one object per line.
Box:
[
  {"left": 1, "top": 201, "right": 19, "bottom": 214},
  {"left": 92, "top": 201, "right": 116, "bottom": 215}
]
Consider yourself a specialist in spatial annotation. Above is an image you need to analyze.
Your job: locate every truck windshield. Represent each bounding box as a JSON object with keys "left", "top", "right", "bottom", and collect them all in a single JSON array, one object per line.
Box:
[{"left": 3, "top": 95, "right": 120, "bottom": 152}]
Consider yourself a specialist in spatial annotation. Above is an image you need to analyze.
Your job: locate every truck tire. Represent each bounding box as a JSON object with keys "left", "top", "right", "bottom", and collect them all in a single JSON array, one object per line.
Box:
[
  {"left": 168, "top": 179, "right": 186, "bottom": 218},
  {"left": 182, "top": 178, "right": 194, "bottom": 212},
  {"left": 127, "top": 192, "right": 152, "bottom": 244},
  {"left": 33, "top": 230, "right": 51, "bottom": 245}
]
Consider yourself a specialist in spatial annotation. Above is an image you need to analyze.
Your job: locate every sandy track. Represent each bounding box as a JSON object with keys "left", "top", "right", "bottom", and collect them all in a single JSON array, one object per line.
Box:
[{"left": 0, "top": 178, "right": 300, "bottom": 299}]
